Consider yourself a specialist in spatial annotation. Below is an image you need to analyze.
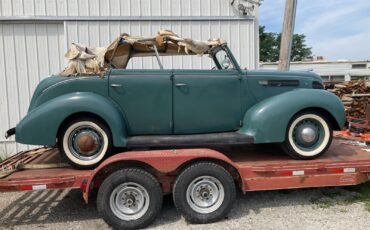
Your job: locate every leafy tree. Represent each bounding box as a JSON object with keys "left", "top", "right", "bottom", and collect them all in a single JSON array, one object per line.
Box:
[
  {"left": 259, "top": 26, "right": 312, "bottom": 62},
  {"left": 290, "top": 34, "right": 313, "bottom": 61},
  {"left": 259, "top": 26, "right": 279, "bottom": 62}
]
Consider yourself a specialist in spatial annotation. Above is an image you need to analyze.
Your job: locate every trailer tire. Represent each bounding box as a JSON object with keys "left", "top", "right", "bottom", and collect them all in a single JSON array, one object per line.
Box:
[
  {"left": 97, "top": 168, "right": 162, "bottom": 230},
  {"left": 173, "top": 162, "right": 236, "bottom": 224}
]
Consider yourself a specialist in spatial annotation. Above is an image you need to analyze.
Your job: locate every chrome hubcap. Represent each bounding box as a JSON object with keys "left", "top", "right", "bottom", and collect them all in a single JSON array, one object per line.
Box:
[
  {"left": 293, "top": 118, "right": 323, "bottom": 150},
  {"left": 74, "top": 131, "right": 99, "bottom": 154},
  {"left": 68, "top": 126, "right": 103, "bottom": 160},
  {"left": 186, "top": 176, "right": 224, "bottom": 214},
  {"left": 110, "top": 182, "right": 150, "bottom": 221},
  {"left": 300, "top": 126, "right": 317, "bottom": 143}
]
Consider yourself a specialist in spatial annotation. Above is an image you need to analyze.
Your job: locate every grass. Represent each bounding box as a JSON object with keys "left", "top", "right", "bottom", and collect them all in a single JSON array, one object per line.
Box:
[
  {"left": 343, "top": 182, "right": 370, "bottom": 212},
  {"left": 310, "top": 195, "right": 337, "bottom": 209},
  {"left": 309, "top": 183, "right": 370, "bottom": 211}
]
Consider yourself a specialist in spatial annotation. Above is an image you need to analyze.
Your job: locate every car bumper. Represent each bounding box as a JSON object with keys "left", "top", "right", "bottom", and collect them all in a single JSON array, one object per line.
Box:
[{"left": 5, "top": 127, "right": 15, "bottom": 139}]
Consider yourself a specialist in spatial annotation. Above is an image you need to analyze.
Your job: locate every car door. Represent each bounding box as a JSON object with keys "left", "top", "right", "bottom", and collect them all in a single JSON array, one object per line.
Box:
[
  {"left": 109, "top": 69, "right": 173, "bottom": 135},
  {"left": 173, "top": 69, "right": 242, "bottom": 134}
]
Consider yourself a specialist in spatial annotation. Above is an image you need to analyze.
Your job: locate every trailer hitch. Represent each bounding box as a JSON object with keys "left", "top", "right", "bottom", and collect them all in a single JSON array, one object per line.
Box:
[{"left": 5, "top": 127, "right": 15, "bottom": 139}]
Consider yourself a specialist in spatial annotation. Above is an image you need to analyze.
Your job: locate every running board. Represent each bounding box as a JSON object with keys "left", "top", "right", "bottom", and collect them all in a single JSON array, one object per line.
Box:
[{"left": 126, "top": 132, "right": 253, "bottom": 148}]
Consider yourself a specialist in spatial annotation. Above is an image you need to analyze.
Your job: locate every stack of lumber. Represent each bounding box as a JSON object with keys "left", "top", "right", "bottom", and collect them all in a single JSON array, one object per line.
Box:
[{"left": 325, "top": 80, "right": 370, "bottom": 118}]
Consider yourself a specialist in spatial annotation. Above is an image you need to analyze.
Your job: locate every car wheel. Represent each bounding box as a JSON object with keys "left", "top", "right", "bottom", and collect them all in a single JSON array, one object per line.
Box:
[
  {"left": 58, "top": 117, "right": 112, "bottom": 169},
  {"left": 173, "top": 162, "right": 236, "bottom": 224},
  {"left": 281, "top": 111, "right": 333, "bottom": 160},
  {"left": 97, "top": 168, "right": 163, "bottom": 230}
]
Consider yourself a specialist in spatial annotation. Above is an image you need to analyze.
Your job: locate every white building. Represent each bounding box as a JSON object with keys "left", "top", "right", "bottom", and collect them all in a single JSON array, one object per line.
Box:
[
  {"left": 260, "top": 60, "right": 370, "bottom": 82},
  {"left": 0, "top": 0, "right": 261, "bottom": 155}
]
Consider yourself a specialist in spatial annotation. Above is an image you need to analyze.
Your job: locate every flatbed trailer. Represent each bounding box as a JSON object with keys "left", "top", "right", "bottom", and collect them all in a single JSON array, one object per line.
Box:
[{"left": 0, "top": 139, "right": 369, "bottom": 229}]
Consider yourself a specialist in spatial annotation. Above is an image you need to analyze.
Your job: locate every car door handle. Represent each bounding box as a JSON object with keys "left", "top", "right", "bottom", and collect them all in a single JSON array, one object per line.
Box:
[
  {"left": 175, "top": 83, "right": 187, "bottom": 87},
  {"left": 258, "top": 80, "right": 268, "bottom": 86},
  {"left": 110, "top": 84, "right": 122, "bottom": 88}
]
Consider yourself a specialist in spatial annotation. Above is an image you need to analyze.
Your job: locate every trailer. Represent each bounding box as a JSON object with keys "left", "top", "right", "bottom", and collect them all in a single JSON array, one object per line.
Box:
[{"left": 0, "top": 139, "right": 370, "bottom": 229}]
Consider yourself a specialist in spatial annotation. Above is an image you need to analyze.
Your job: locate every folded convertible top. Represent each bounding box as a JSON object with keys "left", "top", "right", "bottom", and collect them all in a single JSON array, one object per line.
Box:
[{"left": 60, "top": 29, "right": 226, "bottom": 76}]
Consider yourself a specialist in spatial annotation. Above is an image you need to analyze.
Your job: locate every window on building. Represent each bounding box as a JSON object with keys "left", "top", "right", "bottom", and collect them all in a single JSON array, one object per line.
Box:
[
  {"left": 332, "top": 75, "right": 345, "bottom": 81},
  {"left": 351, "top": 76, "right": 370, "bottom": 81},
  {"left": 352, "top": 64, "right": 367, "bottom": 69},
  {"left": 321, "top": 76, "right": 329, "bottom": 82}
]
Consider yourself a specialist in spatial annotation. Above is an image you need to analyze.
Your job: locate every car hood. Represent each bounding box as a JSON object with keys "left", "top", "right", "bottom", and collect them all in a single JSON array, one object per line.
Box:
[
  {"left": 242, "top": 69, "right": 324, "bottom": 103},
  {"left": 245, "top": 69, "right": 322, "bottom": 81}
]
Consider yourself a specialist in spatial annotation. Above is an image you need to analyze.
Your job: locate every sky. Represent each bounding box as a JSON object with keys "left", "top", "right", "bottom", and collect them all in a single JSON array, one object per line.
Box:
[{"left": 259, "top": 0, "right": 370, "bottom": 61}]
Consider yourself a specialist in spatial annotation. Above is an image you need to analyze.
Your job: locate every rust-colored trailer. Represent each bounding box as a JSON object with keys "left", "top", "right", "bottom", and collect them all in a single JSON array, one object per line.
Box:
[{"left": 0, "top": 140, "right": 369, "bottom": 229}]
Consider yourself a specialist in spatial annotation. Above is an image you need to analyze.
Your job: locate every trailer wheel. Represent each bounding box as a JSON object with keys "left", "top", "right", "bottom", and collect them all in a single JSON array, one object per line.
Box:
[
  {"left": 97, "top": 168, "right": 162, "bottom": 230},
  {"left": 281, "top": 111, "right": 333, "bottom": 160},
  {"left": 173, "top": 162, "right": 236, "bottom": 224}
]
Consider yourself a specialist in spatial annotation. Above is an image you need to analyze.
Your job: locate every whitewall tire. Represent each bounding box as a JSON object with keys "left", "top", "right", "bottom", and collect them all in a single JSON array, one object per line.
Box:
[
  {"left": 281, "top": 112, "right": 333, "bottom": 160},
  {"left": 58, "top": 117, "right": 112, "bottom": 169}
]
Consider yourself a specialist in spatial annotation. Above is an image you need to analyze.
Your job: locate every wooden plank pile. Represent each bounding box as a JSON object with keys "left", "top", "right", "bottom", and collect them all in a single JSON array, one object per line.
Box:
[{"left": 325, "top": 80, "right": 370, "bottom": 118}]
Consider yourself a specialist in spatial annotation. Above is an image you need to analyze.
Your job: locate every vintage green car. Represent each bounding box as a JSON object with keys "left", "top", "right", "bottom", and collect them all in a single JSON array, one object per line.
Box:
[{"left": 6, "top": 32, "right": 345, "bottom": 169}]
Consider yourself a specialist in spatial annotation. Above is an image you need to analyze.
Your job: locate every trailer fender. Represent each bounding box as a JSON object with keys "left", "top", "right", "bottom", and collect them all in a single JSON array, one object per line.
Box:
[
  {"left": 83, "top": 148, "right": 239, "bottom": 203},
  {"left": 239, "top": 89, "right": 345, "bottom": 143},
  {"left": 16, "top": 92, "right": 128, "bottom": 147}
]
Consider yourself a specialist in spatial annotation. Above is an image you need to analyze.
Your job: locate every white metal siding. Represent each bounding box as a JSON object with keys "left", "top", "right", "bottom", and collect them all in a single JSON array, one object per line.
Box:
[
  {"left": 1, "top": 0, "right": 239, "bottom": 17},
  {"left": 0, "top": 23, "right": 65, "bottom": 156},
  {"left": 0, "top": 0, "right": 259, "bottom": 157}
]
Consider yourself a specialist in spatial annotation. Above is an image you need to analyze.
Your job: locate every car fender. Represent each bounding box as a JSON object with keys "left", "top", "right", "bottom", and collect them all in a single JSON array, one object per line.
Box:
[
  {"left": 238, "top": 89, "right": 345, "bottom": 143},
  {"left": 16, "top": 92, "right": 128, "bottom": 146}
]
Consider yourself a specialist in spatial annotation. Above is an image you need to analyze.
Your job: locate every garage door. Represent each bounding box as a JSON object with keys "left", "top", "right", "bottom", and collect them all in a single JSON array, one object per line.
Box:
[{"left": 0, "top": 23, "right": 65, "bottom": 155}]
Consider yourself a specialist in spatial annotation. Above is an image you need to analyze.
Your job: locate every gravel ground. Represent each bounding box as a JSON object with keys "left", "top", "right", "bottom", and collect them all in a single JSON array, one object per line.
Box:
[{"left": 0, "top": 186, "right": 369, "bottom": 230}]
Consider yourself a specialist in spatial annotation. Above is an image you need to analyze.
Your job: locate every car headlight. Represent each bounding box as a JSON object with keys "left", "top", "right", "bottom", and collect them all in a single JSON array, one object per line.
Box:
[{"left": 312, "top": 81, "right": 324, "bottom": 89}]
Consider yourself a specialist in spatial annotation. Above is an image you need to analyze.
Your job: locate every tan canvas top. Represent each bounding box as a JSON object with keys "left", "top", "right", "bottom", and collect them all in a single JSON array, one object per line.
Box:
[{"left": 60, "top": 30, "right": 226, "bottom": 76}]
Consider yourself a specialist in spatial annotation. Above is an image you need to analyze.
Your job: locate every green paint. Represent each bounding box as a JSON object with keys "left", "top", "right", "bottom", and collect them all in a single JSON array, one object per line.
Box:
[
  {"left": 16, "top": 92, "right": 128, "bottom": 146},
  {"left": 14, "top": 45, "right": 345, "bottom": 147}
]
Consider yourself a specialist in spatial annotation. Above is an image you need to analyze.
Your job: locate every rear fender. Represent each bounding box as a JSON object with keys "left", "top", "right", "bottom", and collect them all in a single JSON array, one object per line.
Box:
[
  {"left": 15, "top": 92, "right": 128, "bottom": 146},
  {"left": 239, "top": 89, "right": 345, "bottom": 143}
]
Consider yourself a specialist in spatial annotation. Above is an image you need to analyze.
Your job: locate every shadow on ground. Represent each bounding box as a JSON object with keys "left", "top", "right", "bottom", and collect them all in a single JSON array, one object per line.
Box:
[
  {"left": 0, "top": 189, "right": 182, "bottom": 228},
  {"left": 0, "top": 184, "right": 369, "bottom": 228}
]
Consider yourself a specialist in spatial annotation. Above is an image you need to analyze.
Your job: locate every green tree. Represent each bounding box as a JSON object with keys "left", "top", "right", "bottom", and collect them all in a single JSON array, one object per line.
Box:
[
  {"left": 259, "top": 26, "right": 279, "bottom": 62},
  {"left": 259, "top": 26, "right": 312, "bottom": 62}
]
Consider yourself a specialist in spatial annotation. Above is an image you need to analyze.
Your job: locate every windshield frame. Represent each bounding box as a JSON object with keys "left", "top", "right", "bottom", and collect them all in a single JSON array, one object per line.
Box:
[{"left": 210, "top": 45, "right": 242, "bottom": 72}]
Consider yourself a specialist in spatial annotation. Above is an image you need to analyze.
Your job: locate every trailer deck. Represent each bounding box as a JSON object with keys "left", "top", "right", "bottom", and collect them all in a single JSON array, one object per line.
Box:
[
  {"left": 0, "top": 148, "right": 92, "bottom": 192},
  {"left": 1, "top": 139, "right": 369, "bottom": 195},
  {"left": 1, "top": 139, "right": 370, "bottom": 228}
]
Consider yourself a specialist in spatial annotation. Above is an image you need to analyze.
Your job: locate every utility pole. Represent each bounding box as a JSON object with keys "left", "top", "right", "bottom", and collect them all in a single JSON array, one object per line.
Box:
[{"left": 278, "top": 0, "right": 298, "bottom": 71}]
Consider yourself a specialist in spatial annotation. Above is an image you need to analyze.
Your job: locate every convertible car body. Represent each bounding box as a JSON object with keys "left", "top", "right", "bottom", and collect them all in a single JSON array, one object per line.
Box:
[{"left": 6, "top": 30, "right": 346, "bottom": 168}]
